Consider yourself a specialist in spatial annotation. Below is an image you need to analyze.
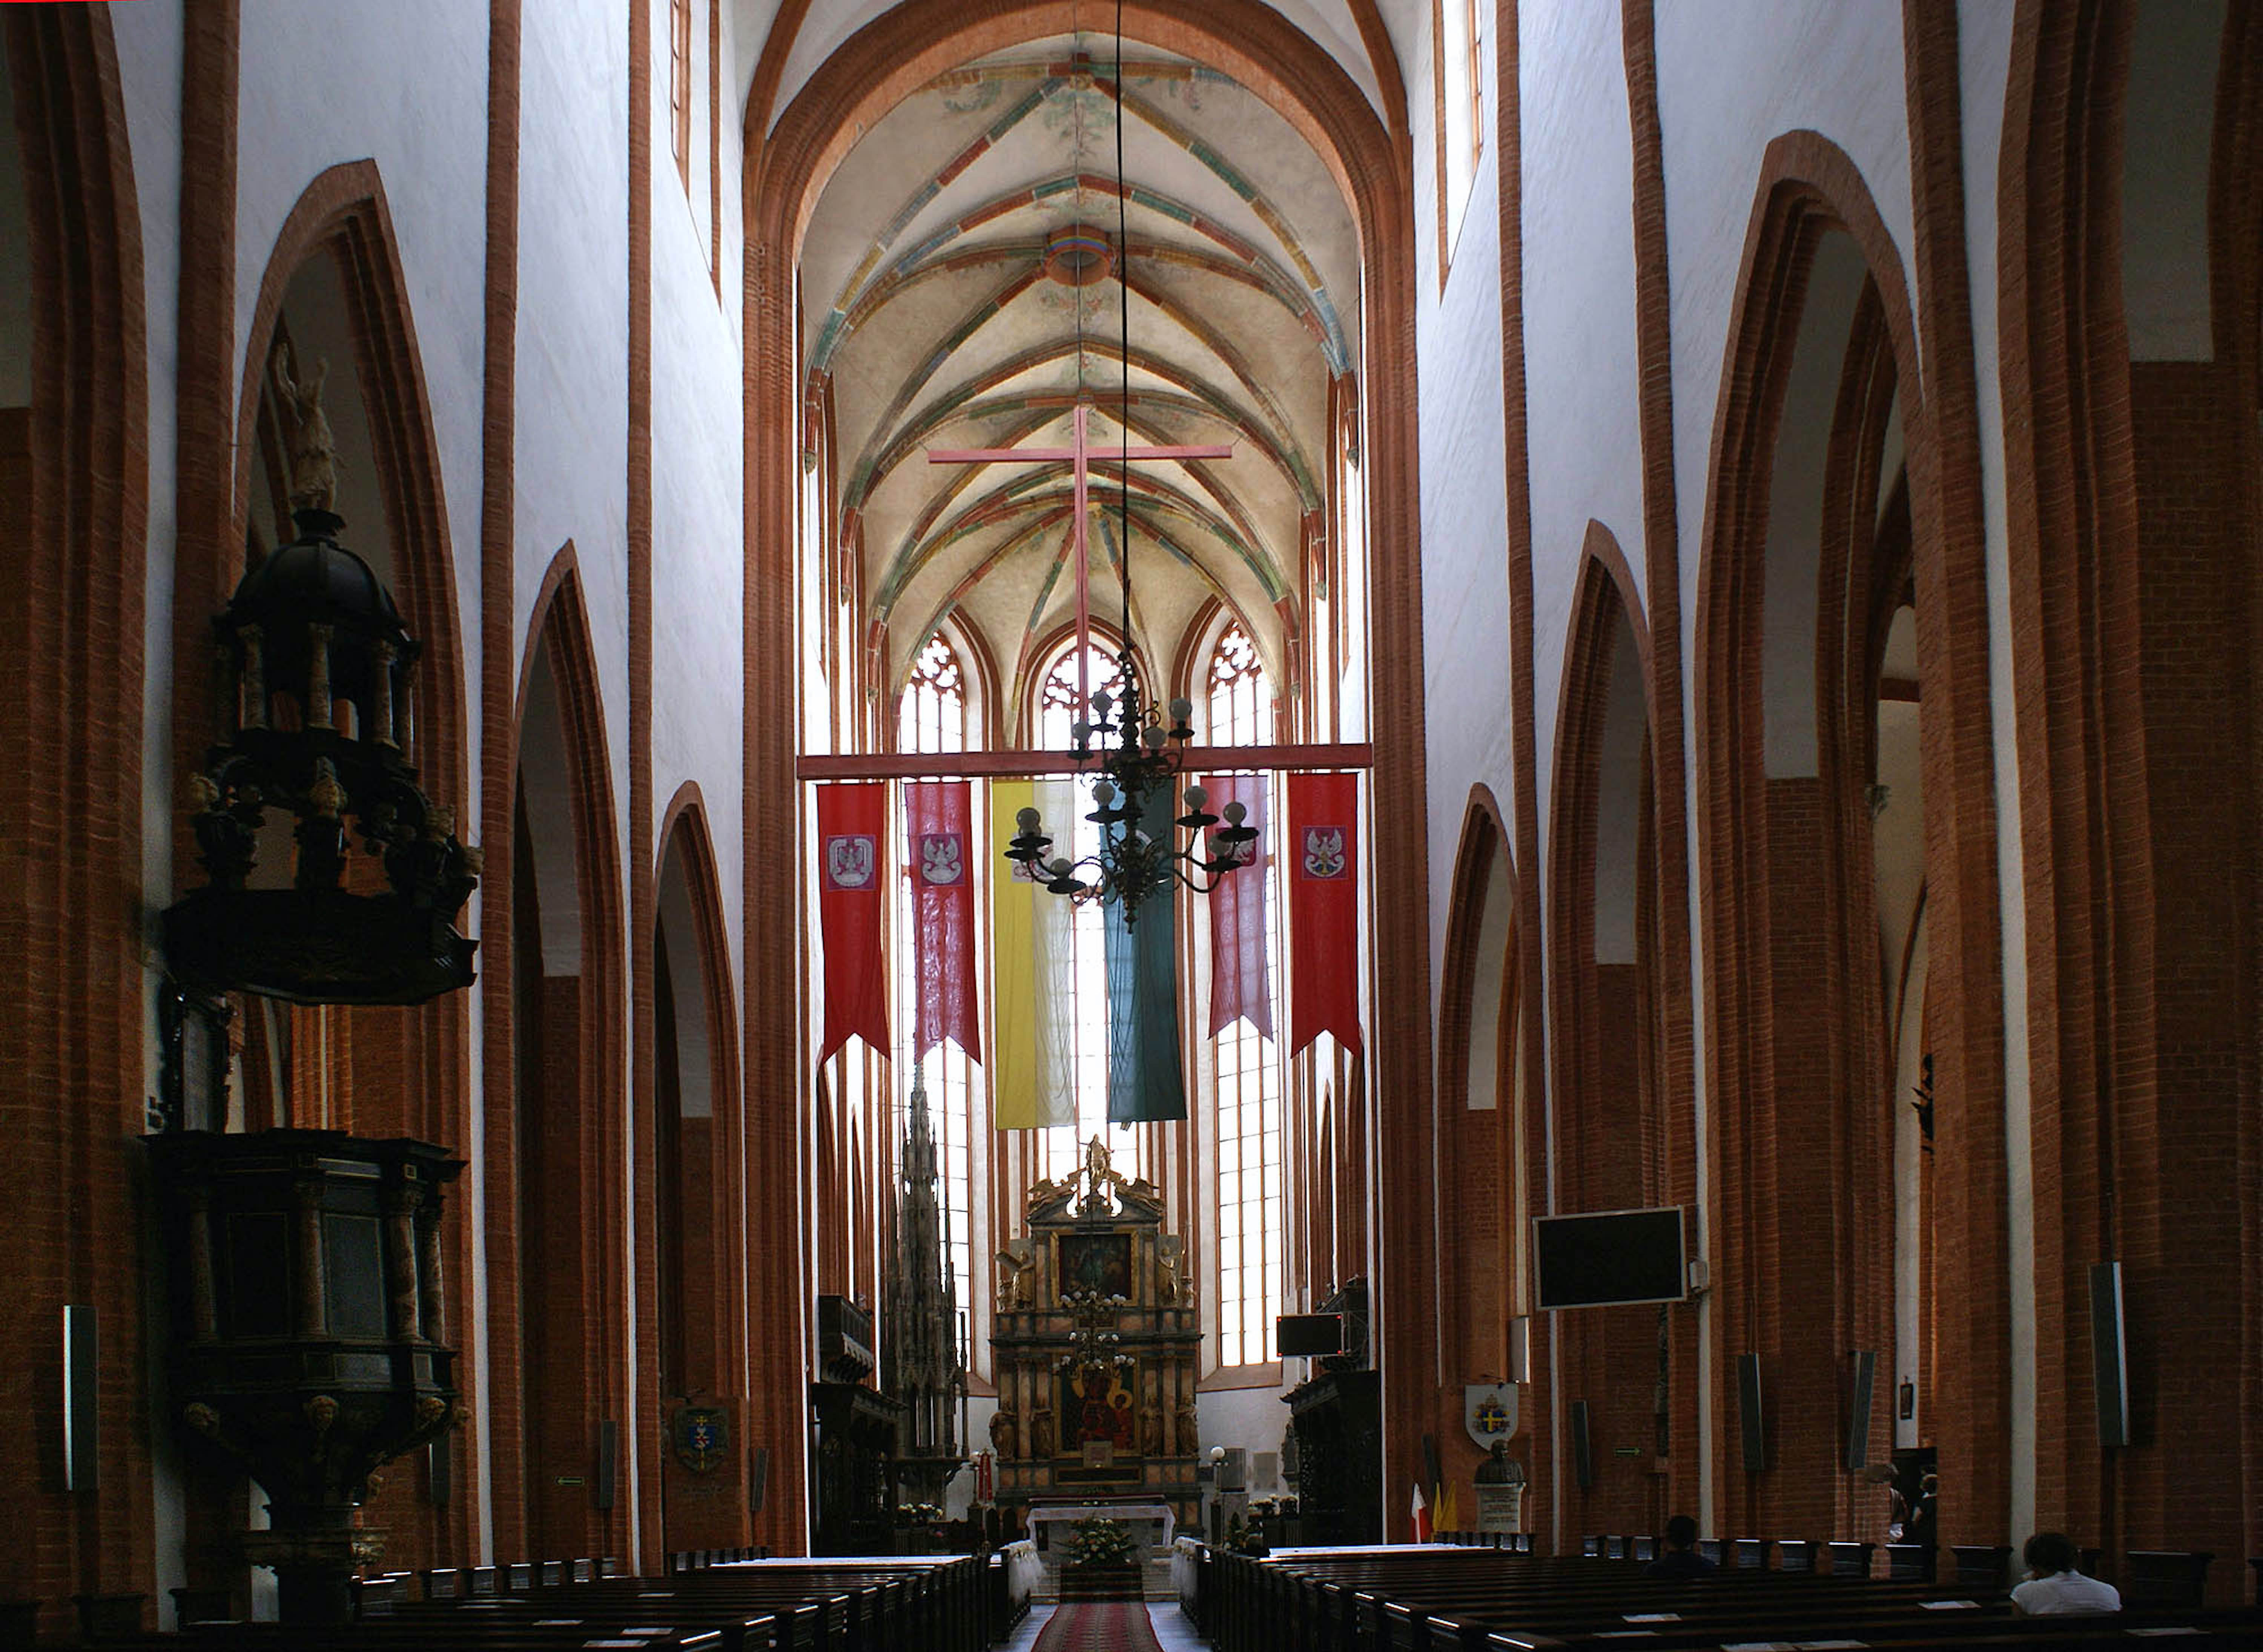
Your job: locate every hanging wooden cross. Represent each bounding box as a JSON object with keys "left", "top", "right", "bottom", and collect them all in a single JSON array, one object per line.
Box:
[{"left": 930, "top": 401, "right": 1232, "bottom": 716}]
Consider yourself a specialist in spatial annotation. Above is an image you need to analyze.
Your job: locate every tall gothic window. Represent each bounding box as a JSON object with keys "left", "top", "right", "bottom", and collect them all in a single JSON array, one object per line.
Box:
[
  {"left": 669, "top": 0, "right": 693, "bottom": 186},
  {"left": 1206, "top": 622, "right": 1283, "bottom": 1368},
  {"left": 897, "top": 633, "right": 976, "bottom": 1325},
  {"left": 1033, "top": 640, "right": 1151, "bottom": 1191},
  {"left": 1436, "top": 0, "right": 1486, "bottom": 264}
]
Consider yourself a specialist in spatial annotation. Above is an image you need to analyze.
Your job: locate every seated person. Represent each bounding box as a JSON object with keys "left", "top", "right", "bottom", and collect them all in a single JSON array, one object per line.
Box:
[
  {"left": 1644, "top": 1514, "right": 1716, "bottom": 1578},
  {"left": 2010, "top": 1532, "right": 2120, "bottom": 1615}
]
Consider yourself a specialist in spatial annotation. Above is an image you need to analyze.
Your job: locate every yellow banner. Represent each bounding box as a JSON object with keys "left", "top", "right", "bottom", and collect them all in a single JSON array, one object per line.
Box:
[{"left": 990, "top": 778, "right": 1075, "bottom": 1128}]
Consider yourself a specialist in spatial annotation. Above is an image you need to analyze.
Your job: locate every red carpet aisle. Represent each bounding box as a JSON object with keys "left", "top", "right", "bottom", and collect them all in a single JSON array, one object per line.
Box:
[{"left": 1030, "top": 1601, "right": 1168, "bottom": 1652}]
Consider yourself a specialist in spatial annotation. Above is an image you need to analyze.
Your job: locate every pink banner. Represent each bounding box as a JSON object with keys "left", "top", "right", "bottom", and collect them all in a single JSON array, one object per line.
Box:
[
  {"left": 905, "top": 781, "right": 981, "bottom": 1060},
  {"left": 1204, "top": 774, "right": 1273, "bottom": 1038}
]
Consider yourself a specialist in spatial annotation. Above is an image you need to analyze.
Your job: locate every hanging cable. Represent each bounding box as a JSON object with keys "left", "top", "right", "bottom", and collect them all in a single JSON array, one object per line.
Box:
[{"left": 1115, "top": 0, "right": 1132, "bottom": 648}]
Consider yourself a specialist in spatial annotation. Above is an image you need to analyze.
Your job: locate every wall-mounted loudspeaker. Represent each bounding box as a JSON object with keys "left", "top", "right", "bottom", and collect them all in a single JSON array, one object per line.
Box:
[
  {"left": 749, "top": 1445, "right": 769, "bottom": 1514},
  {"left": 429, "top": 1429, "right": 452, "bottom": 1507},
  {"left": 595, "top": 1419, "right": 618, "bottom": 1510},
  {"left": 2090, "top": 1262, "right": 2129, "bottom": 1449},
  {"left": 1217, "top": 1447, "right": 1247, "bottom": 1492},
  {"left": 1843, "top": 1349, "right": 1878, "bottom": 1471},
  {"left": 1569, "top": 1400, "right": 1594, "bottom": 1489},
  {"left": 1506, "top": 1317, "right": 1532, "bottom": 1385},
  {"left": 1737, "top": 1353, "right": 1767, "bottom": 1473},
  {"left": 63, "top": 1305, "right": 97, "bottom": 1492}
]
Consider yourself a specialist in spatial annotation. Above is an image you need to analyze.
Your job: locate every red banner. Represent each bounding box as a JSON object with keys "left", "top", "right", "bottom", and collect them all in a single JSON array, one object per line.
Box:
[
  {"left": 1287, "top": 772, "right": 1362, "bottom": 1056},
  {"left": 815, "top": 782, "right": 889, "bottom": 1064},
  {"left": 905, "top": 780, "right": 980, "bottom": 1060},
  {"left": 1204, "top": 774, "right": 1273, "bottom": 1038}
]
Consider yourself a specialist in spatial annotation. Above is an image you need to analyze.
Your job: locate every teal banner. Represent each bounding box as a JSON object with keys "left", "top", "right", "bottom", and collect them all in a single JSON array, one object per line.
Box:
[{"left": 1104, "top": 791, "right": 1187, "bottom": 1124}]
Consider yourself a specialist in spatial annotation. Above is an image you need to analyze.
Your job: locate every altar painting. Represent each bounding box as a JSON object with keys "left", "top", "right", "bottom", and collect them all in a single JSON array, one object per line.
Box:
[
  {"left": 1060, "top": 1362, "right": 1137, "bottom": 1453},
  {"left": 1057, "top": 1231, "right": 1132, "bottom": 1297}
]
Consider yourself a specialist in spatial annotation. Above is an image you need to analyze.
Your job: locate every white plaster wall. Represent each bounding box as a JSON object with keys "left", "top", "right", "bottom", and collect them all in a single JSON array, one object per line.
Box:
[
  {"left": 235, "top": 0, "right": 491, "bottom": 822},
  {"left": 653, "top": 0, "right": 748, "bottom": 987},
  {"left": 1518, "top": 1, "right": 1646, "bottom": 883},
  {"left": 517, "top": 0, "right": 633, "bottom": 854},
  {"left": 1655, "top": 0, "right": 1914, "bottom": 768},
  {"left": 1407, "top": 0, "right": 1512, "bottom": 1003},
  {"left": 1757, "top": 230, "right": 1866, "bottom": 780},
  {"left": 1195, "top": 1379, "right": 1297, "bottom": 1490}
]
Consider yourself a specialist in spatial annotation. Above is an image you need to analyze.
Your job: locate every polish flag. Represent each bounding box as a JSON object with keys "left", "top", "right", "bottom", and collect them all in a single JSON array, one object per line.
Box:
[{"left": 1410, "top": 1480, "right": 1432, "bottom": 1544}]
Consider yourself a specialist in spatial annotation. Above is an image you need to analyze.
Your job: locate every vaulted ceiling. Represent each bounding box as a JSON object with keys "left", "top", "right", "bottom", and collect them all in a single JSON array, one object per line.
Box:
[{"left": 797, "top": 33, "right": 1363, "bottom": 724}]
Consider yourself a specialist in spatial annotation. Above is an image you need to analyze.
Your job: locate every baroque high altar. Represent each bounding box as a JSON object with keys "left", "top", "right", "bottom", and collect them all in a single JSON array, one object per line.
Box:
[{"left": 989, "top": 1138, "right": 1201, "bottom": 1529}]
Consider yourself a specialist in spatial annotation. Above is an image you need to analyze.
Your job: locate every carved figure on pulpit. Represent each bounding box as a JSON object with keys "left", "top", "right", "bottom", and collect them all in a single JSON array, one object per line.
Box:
[
  {"left": 989, "top": 1407, "right": 1019, "bottom": 1459},
  {"left": 270, "top": 339, "right": 342, "bottom": 514}
]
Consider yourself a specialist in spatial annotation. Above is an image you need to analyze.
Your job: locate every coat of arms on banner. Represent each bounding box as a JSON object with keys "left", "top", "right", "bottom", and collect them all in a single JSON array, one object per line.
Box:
[
  {"left": 919, "top": 832, "right": 964, "bottom": 885},
  {"left": 1465, "top": 1382, "right": 1519, "bottom": 1448},
  {"left": 1301, "top": 826, "right": 1347, "bottom": 878},
  {"left": 672, "top": 1403, "right": 730, "bottom": 1473},
  {"left": 824, "top": 834, "right": 875, "bottom": 889}
]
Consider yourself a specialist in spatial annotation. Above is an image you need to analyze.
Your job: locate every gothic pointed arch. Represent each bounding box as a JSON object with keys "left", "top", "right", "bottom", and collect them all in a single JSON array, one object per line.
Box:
[
  {"left": 1433, "top": 786, "right": 1540, "bottom": 1508},
  {"left": 491, "top": 545, "right": 628, "bottom": 1564},
  {"left": 748, "top": 1, "right": 1431, "bottom": 1534},
  {"left": 649, "top": 783, "right": 751, "bottom": 1554},
  {"left": 1546, "top": 526, "right": 1694, "bottom": 1537},
  {"left": 1694, "top": 131, "right": 2005, "bottom": 1542}
]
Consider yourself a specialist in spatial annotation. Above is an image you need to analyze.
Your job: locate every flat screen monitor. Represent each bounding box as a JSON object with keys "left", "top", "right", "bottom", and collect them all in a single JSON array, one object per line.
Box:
[
  {"left": 1534, "top": 1205, "right": 1686, "bottom": 1310},
  {"left": 1275, "top": 1312, "right": 1345, "bottom": 1357}
]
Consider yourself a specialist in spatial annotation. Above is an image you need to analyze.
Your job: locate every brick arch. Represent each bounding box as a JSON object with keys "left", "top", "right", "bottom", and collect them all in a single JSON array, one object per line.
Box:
[
  {"left": 488, "top": 545, "right": 629, "bottom": 1565},
  {"left": 1695, "top": 129, "right": 2006, "bottom": 1541},
  {"left": 1432, "top": 788, "right": 1543, "bottom": 1508},
  {"left": 648, "top": 784, "right": 751, "bottom": 1554},
  {"left": 228, "top": 158, "right": 467, "bottom": 805},
  {"left": 0, "top": 8, "right": 152, "bottom": 1630},
  {"left": 748, "top": 0, "right": 1428, "bottom": 1542},
  {"left": 1544, "top": 527, "right": 1695, "bottom": 1537}
]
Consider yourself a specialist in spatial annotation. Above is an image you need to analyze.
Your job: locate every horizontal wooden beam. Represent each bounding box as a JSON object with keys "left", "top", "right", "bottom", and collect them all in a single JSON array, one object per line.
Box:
[{"left": 794, "top": 742, "right": 1374, "bottom": 781}]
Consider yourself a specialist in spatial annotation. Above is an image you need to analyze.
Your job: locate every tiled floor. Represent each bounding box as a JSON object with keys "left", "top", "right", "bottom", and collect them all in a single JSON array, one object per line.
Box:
[{"left": 996, "top": 1602, "right": 1210, "bottom": 1651}]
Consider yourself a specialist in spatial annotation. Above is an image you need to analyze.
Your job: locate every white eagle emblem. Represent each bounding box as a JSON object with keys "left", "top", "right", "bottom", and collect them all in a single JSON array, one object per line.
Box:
[
  {"left": 1301, "top": 826, "right": 1346, "bottom": 879},
  {"left": 920, "top": 832, "right": 964, "bottom": 885},
  {"left": 825, "top": 834, "right": 875, "bottom": 889}
]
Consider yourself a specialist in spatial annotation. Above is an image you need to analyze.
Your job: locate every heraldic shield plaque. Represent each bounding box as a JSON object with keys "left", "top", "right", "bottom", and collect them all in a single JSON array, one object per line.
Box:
[
  {"left": 674, "top": 1403, "right": 731, "bottom": 1473},
  {"left": 661, "top": 1399, "right": 752, "bottom": 1552}
]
